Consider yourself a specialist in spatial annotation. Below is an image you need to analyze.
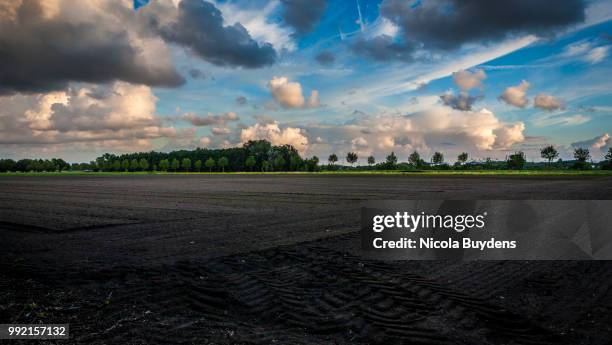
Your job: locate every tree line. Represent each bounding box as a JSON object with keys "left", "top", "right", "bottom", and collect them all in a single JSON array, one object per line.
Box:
[
  {"left": 0, "top": 140, "right": 318, "bottom": 173},
  {"left": 1, "top": 142, "right": 611, "bottom": 173},
  {"left": 333, "top": 145, "right": 612, "bottom": 170}
]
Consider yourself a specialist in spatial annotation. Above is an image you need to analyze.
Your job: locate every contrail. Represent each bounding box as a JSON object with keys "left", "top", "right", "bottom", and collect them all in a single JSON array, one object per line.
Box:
[{"left": 356, "top": 0, "right": 365, "bottom": 32}]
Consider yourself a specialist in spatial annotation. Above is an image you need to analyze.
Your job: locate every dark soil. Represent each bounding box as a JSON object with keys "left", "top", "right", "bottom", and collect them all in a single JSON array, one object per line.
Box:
[{"left": 1, "top": 174, "right": 611, "bottom": 344}]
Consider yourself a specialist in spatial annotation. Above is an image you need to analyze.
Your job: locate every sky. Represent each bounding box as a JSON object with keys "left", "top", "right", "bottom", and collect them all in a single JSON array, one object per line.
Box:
[{"left": 1, "top": 0, "right": 611, "bottom": 163}]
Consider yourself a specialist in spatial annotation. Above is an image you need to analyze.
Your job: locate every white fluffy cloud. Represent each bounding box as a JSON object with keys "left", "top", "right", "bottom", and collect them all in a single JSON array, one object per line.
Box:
[
  {"left": 573, "top": 133, "right": 610, "bottom": 149},
  {"left": 571, "top": 133, "right": 611, "bottom": 157},
  {"left": 199, "top": 136, "right": 211, "bottom": 146},
  {"left": 215, "top": 0, "right": 295, "bottom": 52},
  {"left": 304, "top": 107, "right": 525, "bottom": 160},
  {"left": 591, "top": 133, "right": 610, "bottom": 149},
  {"left": 240, "top": 121, "right": 309, "bottom": 153},
  {"left": 268, "top": 77, "right": 320, "bottom": 109},
  {"left": 0, "top": 82, "right": 177, "bottom": 147},
  {"left": 499, "top": 80, "right": 530, "bottom": 108},
  {"left": 452, "top": 69, "right": 486, "bottom": 91},
  {"left": 534, "top": 93, "right": 565, "bottom": 111}
]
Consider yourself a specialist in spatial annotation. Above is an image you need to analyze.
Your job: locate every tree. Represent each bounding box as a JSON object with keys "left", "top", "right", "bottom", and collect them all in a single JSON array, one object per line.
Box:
[
  {"left": 182, "top": 158, "right": 191, "bottom": 172},
  {"left": 606, "top": 147, "right": 612, "bottom": 161},
  {"left": 274, "top": 155, "right": 286, "bottom": 171},
  {"left": 171, "top": 159, "right": 180, "bottom": 172},
  {"left": 432, "top": 151, "right": 444, "bottom": 165},
  {"left": 346, "top": 152, "right": 358, "bottom": 166},
  {"left": 194, "top": 160, "right": 202, "bottom": 172},
  {"left": 573, "top": 147, "right": 590, "bottom": 170},
  {"left": 408, "top": 151, "right": 422, "bottom": 168},
  {"left": 112, "top": 160, "right": 121, "bottom": 171},
  {"left": 130, "top": 159, "right": 139, "bottom": 171},
  {"left": 328, "top": 153, "right": 338, "bottom": 165},
  {"left": 52, "top": 158, "right": 69, "bottom": 172},
  {"left": 289, "top": 153, "right": 302, "bottom": 171},
  {"left": 121, "top": 159, "right": 130, "bottom": 172},
  {"left": 457, "top": 152, "right": 468, "bottom": 165},
  {"left": 244, "top": 140, "right": 272, "bottom": 170},
  {"left": 262, "top": 160, "right": 270, "bottom": 172},
  {"left": 302, "top": 156, "right": 319, "bottom": 172},
  {"left": 245, "top": 156, "right": 256, "bottom": 171},
  {"left": 367, "top": 156, "right": 375, "bottom": 166},
  {"left": 205, "top": 157, "right": 215, "bottom": 172},
  {"left": 507, "top": 151, "right": 526, "bottom": 170},
  {"left": 386, "top": 152, "right": 398, "bottom": 168},
  {"left": 218, "top": 156, "right": 229, "bottom": 172},
  {"left": 0, "top": 159, "right": 16, "bottom": 172},
  {"left": 159, "top": 159, "right": 170, "bottom": 172},
  {"left": 602, "top": 147, "right": 612, "bottom": 170},
  {"left": 540, "top": 145, "right": 558, "bottom": 166},
  {"left": 139, "top": 158, "right": 149, "bottom": 171},
  {"left": 574, "top": 147, "right": 590, "bottom": 162}
]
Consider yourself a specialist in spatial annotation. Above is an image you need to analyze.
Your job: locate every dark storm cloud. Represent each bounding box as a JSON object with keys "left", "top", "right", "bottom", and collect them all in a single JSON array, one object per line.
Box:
[
  {"left": 0, "top": 1, "right": 184, "bottom": 94},
  {"left": 281, "top": 0, "right": 327, "bottom": 36},
  {"left": 440, "top": 93, "right": 482, "bottom": 111},
  {"left": 380, "top": 0, "right": 586, "bottom": 50},
  {"left": 161, "top": 0, "right": 276, "bottom": 68},
  {"left": 351, "top": 35, "right": 415, "bottom": 62},
  {"left": 315, "top": 51, "right": 335, "bottom": 66},
  {"left": 0, "top": 0, "right": 278, "bottom": 94}
]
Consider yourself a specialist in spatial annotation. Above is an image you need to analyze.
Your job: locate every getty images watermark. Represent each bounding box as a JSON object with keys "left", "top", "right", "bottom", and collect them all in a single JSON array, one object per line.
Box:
[
  {"left": 370, "top": 210, "right": 517, "bottom": 250},
  {"left": 361, "top": 200, "right": 612, "bottom": 260}
]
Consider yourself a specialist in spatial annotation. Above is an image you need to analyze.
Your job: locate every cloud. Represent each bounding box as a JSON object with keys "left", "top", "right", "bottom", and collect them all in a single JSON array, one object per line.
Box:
[
  {"left": 0, "top": 82, "right": 177, "bottom": 146},
  {"left": 499, "top": 80, "right": 530, "bottom": 108},
  {"left": 0, "top": 0, "right": 184, "bottom": 94},
  {"left": 585, "top": 46, "right": 609, "bottom": 64},
  {"left": 571, "top": 133, "right": 610, "bottom": 155},
  {"left": 562, "top": 41, "right": 609, "bottom": 64},
  {"left": 252, "top": 114, "right": 276, "bottom": 124},
  {"left": 188, "top": 68, "right": 208, "bottom": 80},
  {"left": 268, "top": 77, "right": 320, "bottom": 109},
  {"left": 0, "top": 0, "right": 281, "bottom": 94},
  {"left": 281, "top": 0, "right": 327, "bottom": 36},
  {"left": 351, "top": 137, "right": 368, "bottom": 147},
  {"left": 211, "top": 127, "right": 231, "bottom": 135},
  {"left": 240, "top": 121, "right": 309, "bottom": 153},
  {"left": 304, "top": 107, "right": 525, "bottom": 160},
  {"left": 351, "top": 35, "right": 415, "bottom": 62},
  {"left": 182, "top": 112, "right": 239, "bottom": 126},
  {"left": 590, "top": 133, "right": 611, "bottom": 149},
  {"left": 157, "top": 0, "right": 276, "bottom": 68},
  {"left": 379, "top": 0, "right": 586, "bottom": 50},
  {"left": 199, "top": 136, "right": 211, "bottom": 146},
  {"left": 452, "top": 69, "right": 486, "bottom": 91},
  {"left": 534, "top": 93, "right": 565, "bottom": 111},
  {"left": 369, "top": 17, "right": 400, "bottom": 38},
  {"left": 440, "top": 92, "right": 482, "bottom": 111},
  {"left": 215, "top": 0, "right": 295, "bottom": 52},
  {"left": 235, "top": 96, "right": 247, "bottom": 105},
  {"left": 315, "top": 51, "right": 335, "bottom": 66},
  {"left": 532, "top": 113, "right": 590, "bottom": 127},
  {"left": 307, "top": 90, "right": 320, "bottom": 108},
  {"left": 563, "top": 41, "right": 592, "bottom": 57}
]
